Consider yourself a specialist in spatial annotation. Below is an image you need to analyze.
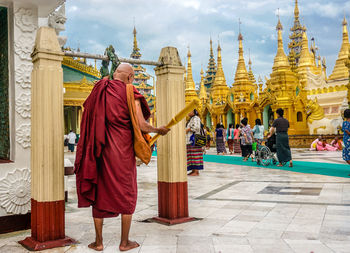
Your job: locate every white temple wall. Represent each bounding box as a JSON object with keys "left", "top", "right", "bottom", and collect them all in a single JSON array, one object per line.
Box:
[{"left": 0, "top": 0, "right": 63, "bottom": 219}]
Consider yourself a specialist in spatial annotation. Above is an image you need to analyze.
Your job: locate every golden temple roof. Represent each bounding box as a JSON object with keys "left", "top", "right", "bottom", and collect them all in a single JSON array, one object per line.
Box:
[
  {"left": 272, "top": 19, "right": 290, "bottom": 71},
  {"left": 328, "top": 16, "right": 350, "bottom": 80},
  {"left": 234, "top": 33, "right": 249, "bottom": 83}
]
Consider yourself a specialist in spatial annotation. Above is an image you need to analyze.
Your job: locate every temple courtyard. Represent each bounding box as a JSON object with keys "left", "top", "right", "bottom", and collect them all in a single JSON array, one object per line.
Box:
[{"left": 1, "top": 148, "right": 350, "bottom": 253}]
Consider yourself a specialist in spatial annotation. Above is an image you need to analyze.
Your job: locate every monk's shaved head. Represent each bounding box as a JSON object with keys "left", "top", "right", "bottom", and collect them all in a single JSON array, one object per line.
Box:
[
  {"left": 116, "top": 63, "right": 134, "bottom": 75},
  {"left": 113, "top": 63, "right": 135, "bottom": 83}
]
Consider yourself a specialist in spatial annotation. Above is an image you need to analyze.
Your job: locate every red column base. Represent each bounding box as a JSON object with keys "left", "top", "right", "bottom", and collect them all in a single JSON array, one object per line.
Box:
[
  {"left": 18, "top": 236, "right": 77, "bottom": 251},
  {"left": 152, "top": 216, "right": 196, "bottom": 225}
]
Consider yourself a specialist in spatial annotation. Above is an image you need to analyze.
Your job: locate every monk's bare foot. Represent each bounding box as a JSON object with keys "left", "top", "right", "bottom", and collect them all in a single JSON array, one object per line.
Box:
[
  {"left": 189, "top": 172, "right": 199, "bottom": 176},
  {"left": 119, "top": 240, "right": 139, "bottom": 251},
  {"left": 88, "top": 242, "right": 103, "bottom": 251}
]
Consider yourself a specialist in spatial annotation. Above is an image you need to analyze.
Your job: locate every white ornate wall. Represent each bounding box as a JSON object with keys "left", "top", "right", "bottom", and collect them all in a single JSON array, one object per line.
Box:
[
  {"left": 306, "top": 70, "right": 348, "bottom": 120},
  {"left": 0, "top": 0, "right": 64, "bottom": 218}
]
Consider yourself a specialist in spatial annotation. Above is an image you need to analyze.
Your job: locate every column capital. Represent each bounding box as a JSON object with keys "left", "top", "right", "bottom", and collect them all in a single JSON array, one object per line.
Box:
[{"left": 31, "top": 27, "right": 64, "bottom": 63}]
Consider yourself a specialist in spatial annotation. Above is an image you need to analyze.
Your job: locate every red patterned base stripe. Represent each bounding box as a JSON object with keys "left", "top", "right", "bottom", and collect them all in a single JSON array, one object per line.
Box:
[
  {"left": 157, "top": 181, "right": 191, "bottom": 222},
  {"left": 30, "top": 199, "right": 65, "bottom": 242}
]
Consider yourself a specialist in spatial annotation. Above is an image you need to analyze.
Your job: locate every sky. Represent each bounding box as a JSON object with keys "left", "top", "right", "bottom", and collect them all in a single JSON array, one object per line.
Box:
[{"left": 63, "top": 0, "right": 350, "bottom": 87}]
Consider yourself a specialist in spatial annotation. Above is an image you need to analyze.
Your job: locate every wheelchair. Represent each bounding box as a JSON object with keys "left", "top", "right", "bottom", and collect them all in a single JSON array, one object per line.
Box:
[{"left": 256, "top": 134, "right": 278, "bottom": 166}]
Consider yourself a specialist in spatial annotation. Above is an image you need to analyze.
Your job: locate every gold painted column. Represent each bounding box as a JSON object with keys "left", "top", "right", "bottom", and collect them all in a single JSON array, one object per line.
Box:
[
  {"left": 19, "top": 27, "right": 76, "bottom": 251},
  {"left": 153, "top": 47, "right": 194, "bottom": 225}
]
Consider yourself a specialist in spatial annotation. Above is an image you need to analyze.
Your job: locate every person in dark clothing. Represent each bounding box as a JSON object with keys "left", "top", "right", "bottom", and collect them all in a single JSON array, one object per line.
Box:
[{"left": 267, "top": 108, "right": 293, "bottom": 167}]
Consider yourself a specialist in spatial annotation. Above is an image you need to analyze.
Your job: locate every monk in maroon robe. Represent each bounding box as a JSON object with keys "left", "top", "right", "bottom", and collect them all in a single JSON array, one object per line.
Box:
[{"left": 74, "top": 63, "right": 169, "bottom": 251}]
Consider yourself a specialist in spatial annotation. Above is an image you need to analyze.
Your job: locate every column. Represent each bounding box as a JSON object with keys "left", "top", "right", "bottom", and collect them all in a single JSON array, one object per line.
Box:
[
  {"left": 154, "top": 47, "right": 194, "bottom": 225},
  {"left": 19, "top": 27, "right": 76, "bottom": 251},
  {"left": 77, "top": 106, "right": 82, "bottom": 134}
]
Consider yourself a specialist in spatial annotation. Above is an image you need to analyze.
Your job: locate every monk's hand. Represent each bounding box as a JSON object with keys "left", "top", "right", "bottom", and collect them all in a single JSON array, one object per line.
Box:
[{"left": 157, "top": 126, "right": 170, "bottom": 136}]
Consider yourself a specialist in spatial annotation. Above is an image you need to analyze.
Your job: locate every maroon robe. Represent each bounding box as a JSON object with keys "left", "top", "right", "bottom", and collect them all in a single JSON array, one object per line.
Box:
[{"left": 74, "top": 79, "right": 150, "bottom": 218}]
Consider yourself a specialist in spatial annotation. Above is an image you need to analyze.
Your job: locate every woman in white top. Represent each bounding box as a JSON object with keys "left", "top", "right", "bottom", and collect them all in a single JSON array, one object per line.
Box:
[{"left": 185, "top": 109, "right": 204, "bottom": 176}]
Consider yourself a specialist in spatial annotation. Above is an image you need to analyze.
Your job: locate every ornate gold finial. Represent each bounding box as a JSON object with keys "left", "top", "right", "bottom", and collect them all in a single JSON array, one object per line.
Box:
[
  {"left": 343, "top": 15, "right": 348, "bottom": 26},
  {"left": 272, "top": 18, "right": 290, "bottom": 70},
  {"left": 186, "top": 46, "right": 194, "bottom": 84},
  {"left": 210, "top": 36, "right": 214, "bottom": 57},
  {"left": 276, "top": 17, "right": 283, "bottom": 30},
  {"left": 131, "top": 24, "right": 141, "bottom": 59},
  {"left": 234, "top": 30, "right": 249, "bottom": 83},
  {"left": 199, "top": 67, "right": 207, "bottom": 103},
  {"left": 294, "top": 0, "right": 299, "bottom": 19},
  {"left": 185, "top": 46, "right": 198, "bottom": 104},
  {"left": 248, "top": 50, "right": 256, "bottom": 84}
]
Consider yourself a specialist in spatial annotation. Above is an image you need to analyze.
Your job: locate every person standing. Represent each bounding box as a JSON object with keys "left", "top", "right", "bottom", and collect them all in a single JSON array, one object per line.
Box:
[
  {"left": 186, "top": 109, "right": 204, "bottom": 176},
  {"left": 227, "top": 123, "right": 235, "bottom": 154},
  {"left": 67, "top": 130, "right": 76, "bottom": 152},
  {"left": 233, "top": 124, "right": 241, "bottom": 154},
  {"left": 342, "top": 109, "right": 350, "bottom": 168},
  {"left": 267, "top": 108, "right": 293, "bottom": 167},
  {"left": 215, "top": 123, "right": 227, "bottom": 155},
  {"left": 205, "top": 127, "right": 211, "bottom": 150},
  {"left": 252, "top": 119, "right": 264, "bottom": 159},
  {"left": 240, "top": 118, "right": 253, "bottom": 161},
  {"left": 74, "top": 64, "right": 170, "bottom": 252}
]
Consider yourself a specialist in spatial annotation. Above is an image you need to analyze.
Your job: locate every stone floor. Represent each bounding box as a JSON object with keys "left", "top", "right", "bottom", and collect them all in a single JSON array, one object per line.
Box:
[{"left": 1, "top": 148, "right": 350, "bottom": 253}]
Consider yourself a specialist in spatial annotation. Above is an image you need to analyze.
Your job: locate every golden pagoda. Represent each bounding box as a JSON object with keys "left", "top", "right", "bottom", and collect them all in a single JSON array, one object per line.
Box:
[
  {"left": 265, "top": 18, "right": 308, "bottom": 134},
  {"left": 231, "top": 32, "right": 257, "bottom": 124},
  {"left": 185, "top": 48, "right": 200, "bottom": 105},
  {"left": 328, "top": 16, "right": 350, "bottom": 81},
  {"left": 185, "top": 0, "right": 347, "bottom": 136},
  {"left": 208, "top": 42, "right": 230, "bottom": 127}
]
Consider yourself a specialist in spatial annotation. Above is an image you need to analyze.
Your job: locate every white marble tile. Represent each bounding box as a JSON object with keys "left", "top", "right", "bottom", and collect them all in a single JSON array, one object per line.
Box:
[{"left": 284, "top": 239, "right": 334, "bottom": 253}]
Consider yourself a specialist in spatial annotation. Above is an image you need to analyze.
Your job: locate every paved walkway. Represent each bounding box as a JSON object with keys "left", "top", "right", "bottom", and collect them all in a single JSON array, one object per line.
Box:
[{"left": 1, "top": 149, "right": 350, "bottom": 253}]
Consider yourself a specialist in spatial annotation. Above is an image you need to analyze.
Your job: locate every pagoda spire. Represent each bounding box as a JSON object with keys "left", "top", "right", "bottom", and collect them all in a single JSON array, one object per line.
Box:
[
  {"left": 212, "top": 41, "right": 227, "bottom": 87},
  {"left": 130, "top": 25, "right": 141, "bottom": 59},
  {"left": 288, "top": 0, "right": 306, "bottom": 64},
  {"left": 273, "top": 18, "right": 290, "bottom": 71},
  {"left": 298, "top": 31, "right": 316, "bottom": 68},
  {"left": 234, "top": 32, "right": 249, "bottom": 82},
  {"left": 329, "top": 16, "right": 350, "bottom": 80},
  {"left": 199, "top": 68, "right": 207, "bottom": 104},
  {"left": 248, "top": 51, "right": 256, "bottom": 84},
  {"left": 294, "top": 0, "right": 299, "bottom": 20},
  {"left": 185, "top": 47, "right": 198, "bottom": 105},
  {"left": 204, "top": 37, "right": 217, "bottom": 89},
  {"left": 185, "top": 47, "right": 195, "bottom": 90}
]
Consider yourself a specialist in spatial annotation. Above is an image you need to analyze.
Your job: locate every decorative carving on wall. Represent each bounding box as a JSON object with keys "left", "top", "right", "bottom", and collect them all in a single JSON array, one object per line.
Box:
[
  {"left": 16, "top": 124, "right": 31, "bottom": 148},
  {"left": 14, "top": 8, "right": 37, "bottom": 33},
  {"left": 14, "top": 35, "right": 34, "bottom": 60},
  {"left": 15, "top": 93, "right": 31, "bottom": 118},
  {"left": 0, "top": 168, "right": 31, "bottom": 214},
  {"left": 15, "top": 64, "right": 32, "bottom": 88}
]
